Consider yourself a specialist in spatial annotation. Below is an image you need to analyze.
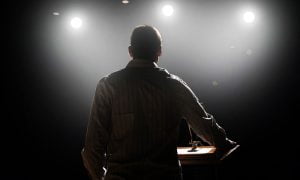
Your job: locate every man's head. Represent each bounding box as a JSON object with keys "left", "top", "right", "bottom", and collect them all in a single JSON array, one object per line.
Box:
[{"left": 129, "top": 25, "right": 162, "bottom": 62}]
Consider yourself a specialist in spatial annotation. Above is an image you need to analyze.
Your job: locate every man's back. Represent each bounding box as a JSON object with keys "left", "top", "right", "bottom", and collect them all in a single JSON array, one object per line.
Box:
[{"left": 102, "top": 60, "right": 183, "bottom": 179}]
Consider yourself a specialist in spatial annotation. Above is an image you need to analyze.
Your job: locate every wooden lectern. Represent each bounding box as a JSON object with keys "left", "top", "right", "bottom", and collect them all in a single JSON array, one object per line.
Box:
[
  {"left": 177, "top": 145, "right": 239, "bottom": 180},
  {"left": 177, "top": 145, "right": 239, "bottom": 165},
  {"left": 177, "top": 119, "right": 239, "bottom": 179},
  {"left": 177, "top": 146, "right": 219, "bottom": 165}
]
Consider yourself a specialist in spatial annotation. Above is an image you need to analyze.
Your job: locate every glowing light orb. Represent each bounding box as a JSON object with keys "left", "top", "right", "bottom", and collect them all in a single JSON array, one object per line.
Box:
[
  {"left": 70, "top": 17, "right": 82, "bottom": 29},
  {"left": 53, "top": 12, "right": 60, "bottom": 16},
  {"left": 162, "top": 5, "right": 174, "bottom": 16},
  {"left": 243, "top": 12, "right": 255, "bottom": 23},
  {"left": 122, "top": 0, "right": 129, "bottom": 4}
]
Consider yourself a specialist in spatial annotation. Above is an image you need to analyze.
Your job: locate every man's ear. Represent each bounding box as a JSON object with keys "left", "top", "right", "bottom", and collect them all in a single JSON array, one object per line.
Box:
[
  {"left": 128, "top": 46, "right": 133, "bottom": 58},
  {"left": 157, "top": 46, "right": 162, "bottom": 57}
]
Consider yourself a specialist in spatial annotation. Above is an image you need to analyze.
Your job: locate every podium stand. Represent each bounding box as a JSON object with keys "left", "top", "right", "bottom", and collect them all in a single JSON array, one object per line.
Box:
[
  {"left": 177, "top": 146, "right": 219, "bottom": 165},
  {"left": 177, "top": 119, "right": 239, "bottom": 179},
  {"left": 177, "top": 145, "right": 239, "bottom": 180}
]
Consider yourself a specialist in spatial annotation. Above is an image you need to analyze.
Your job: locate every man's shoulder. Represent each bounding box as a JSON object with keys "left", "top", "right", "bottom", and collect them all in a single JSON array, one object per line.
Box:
[
  {"left": 167, "top": 73, "right": 189, "bottom": 87},
  {"left": 99, "top": 68, "right": 127, "bottom": 82},
  {"left": 98, "top": 67, "right": 187, "bottom": 86},
  {"left": 94, "top": 69, "right": 125, "bottom": 90},
  {"left": 168, "top": 73, "right": 181, "bottom": 81}
]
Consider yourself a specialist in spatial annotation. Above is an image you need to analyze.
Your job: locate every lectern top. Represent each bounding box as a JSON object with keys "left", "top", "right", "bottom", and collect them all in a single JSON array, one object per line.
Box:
[{"left": 177, "top": 146, "right": 216, "bottom": 155}]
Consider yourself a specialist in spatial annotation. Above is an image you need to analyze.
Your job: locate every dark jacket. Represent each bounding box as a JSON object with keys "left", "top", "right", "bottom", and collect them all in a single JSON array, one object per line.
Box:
[{"left": 82, "top": 59, "right": 233, "bottom": 180}]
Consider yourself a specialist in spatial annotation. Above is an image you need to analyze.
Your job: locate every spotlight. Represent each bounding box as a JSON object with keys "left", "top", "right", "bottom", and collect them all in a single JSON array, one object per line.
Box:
[
  {"left": 53, "top": 12, "right": 60, "bottom": 16},
  {"left": 70, "top": 17, "right": 82, "bottom": 29},
  {"left": 122, "top": 0, "right": 129, "bottom": 4},
  {"left": 243, "top": 11, "right": 255, "bottom": 23},
  {"left": 162, "top": 5, "right": 174, "bottom": 16}
]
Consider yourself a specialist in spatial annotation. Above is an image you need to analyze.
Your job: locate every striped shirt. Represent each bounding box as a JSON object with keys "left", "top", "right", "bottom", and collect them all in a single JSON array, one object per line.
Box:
[{"left": 82, "top": 59, "right": 232, "bottom": 180}]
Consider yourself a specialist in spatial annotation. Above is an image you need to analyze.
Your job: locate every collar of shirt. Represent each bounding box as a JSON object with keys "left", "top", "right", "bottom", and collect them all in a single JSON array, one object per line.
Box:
[{"left": 126, "top": 59, "right": 158, "bottom": 68}]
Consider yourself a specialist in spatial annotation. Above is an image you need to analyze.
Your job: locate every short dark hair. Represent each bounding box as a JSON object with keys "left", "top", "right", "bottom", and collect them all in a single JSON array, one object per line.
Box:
[{"left": 130, "top": 25, "right": 162, "bottom": 61}]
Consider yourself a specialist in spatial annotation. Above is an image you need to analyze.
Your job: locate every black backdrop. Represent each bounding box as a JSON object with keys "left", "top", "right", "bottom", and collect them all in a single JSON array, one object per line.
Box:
[{"left": 5, "top": 0, "right": 299, "bottom": 179}]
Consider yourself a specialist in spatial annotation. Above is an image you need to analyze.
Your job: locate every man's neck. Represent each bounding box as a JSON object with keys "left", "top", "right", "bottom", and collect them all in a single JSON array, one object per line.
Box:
[
  {"left": 132, "top": 58, "right": 159, "bottom": 63},
  {"left": 127, "top": 58, "right": 159, "bottom": 68}
]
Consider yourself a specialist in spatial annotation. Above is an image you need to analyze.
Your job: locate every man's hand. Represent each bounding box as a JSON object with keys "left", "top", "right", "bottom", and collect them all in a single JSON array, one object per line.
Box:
[{"left": 215, "top": 139, "right": 239, "bottom": 160}]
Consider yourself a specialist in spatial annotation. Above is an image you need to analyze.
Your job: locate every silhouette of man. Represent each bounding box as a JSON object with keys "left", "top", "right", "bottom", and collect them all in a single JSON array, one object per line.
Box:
[{"left": 82, "top": 25, "right": 236, "bottom": 180}]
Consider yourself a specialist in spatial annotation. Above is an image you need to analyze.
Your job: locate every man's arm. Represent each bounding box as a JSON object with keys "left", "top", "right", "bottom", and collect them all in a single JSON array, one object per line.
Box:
[
  {"left": 82, "top": 78, "right": 112, "bottom": 180},
  {"left": 173, "top": 76, "right": 235, "bottom": 149}
]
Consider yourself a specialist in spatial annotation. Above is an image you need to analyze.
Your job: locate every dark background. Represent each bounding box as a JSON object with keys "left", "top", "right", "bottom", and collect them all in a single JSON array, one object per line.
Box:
[{"left": 6, "top": 0, "right": 299, "bottom": 179}]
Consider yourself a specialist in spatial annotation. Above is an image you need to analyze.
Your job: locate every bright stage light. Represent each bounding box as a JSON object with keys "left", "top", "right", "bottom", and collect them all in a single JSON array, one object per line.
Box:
[
  {"left": 53, "top": 12, "right": 60, "bottom": 16},
  {"left": 162, "top": 5, "right": 174, "bottom": 16},
  {"left": 243, "top": 11, "right": 255, "bottom": 23},
  {"left": 122, "top": 0, "right": 129, "bottom": 4},
  {"left": 70, "top": 17, "right": 82, "bottom": 29}
]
